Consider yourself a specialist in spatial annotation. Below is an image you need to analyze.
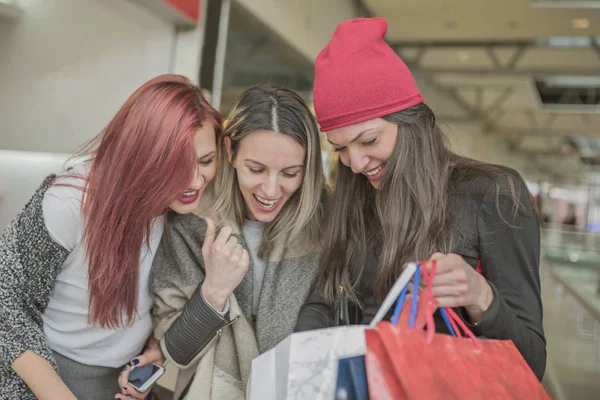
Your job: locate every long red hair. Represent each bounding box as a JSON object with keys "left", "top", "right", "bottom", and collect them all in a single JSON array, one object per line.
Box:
[{"left": 76, "top": 74, "right": 221, "bottom": 328}]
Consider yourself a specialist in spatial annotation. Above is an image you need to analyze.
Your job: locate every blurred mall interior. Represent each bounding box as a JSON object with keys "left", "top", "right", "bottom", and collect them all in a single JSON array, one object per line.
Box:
[{"left": 1, "top": 0, "right": 600, "bottom": 398}]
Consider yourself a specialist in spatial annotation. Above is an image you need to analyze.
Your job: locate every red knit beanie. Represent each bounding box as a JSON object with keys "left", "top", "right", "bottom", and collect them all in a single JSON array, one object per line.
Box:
[{"left": 313, "top": 18, "right": 424, "bottom": 132}]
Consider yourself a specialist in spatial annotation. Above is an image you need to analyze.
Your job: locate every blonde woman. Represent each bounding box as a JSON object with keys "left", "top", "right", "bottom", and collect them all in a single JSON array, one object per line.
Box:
[{"left": 147, "top": 84, "right": 329, "bottom": 399}]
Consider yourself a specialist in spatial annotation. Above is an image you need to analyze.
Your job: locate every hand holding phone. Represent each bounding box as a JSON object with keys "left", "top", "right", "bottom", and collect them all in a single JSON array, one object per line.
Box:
[
  {"left": 127, "top": 363, "right": 166, "bottom": 392},
  {"left": 116, "top": 336, "right": 165, "bottom": 399}
]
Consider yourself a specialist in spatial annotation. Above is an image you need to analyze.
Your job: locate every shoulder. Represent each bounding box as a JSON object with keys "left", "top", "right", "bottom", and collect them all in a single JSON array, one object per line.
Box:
[
  {"left": 451, "top": 164, "right": 530, "bottom": 204},
  {"left": 43, "top": 168, "right": 87, "bottom": 251},
  {"left": 43, "top": 169, "right": 86, "bottom": 215},
  {"left": 3, "top": 174, "right": 71, "bottom": 282},
  {"left": 450, "top": 163, "right": 537, "bottom": 229},
  {"left": 165, "top": 212, "right": 208, "bottom": 245},
  {"left": 478, "top": 167, "right": 533, "bottom": 213},
  {"left": 151, "top": 213, "right": 207, "bottom": 292}
]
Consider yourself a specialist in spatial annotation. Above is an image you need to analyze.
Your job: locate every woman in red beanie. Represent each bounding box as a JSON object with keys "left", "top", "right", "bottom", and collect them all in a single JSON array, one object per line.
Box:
[{"left": 297, "top": 17, "right": 545, "bottom": 380}]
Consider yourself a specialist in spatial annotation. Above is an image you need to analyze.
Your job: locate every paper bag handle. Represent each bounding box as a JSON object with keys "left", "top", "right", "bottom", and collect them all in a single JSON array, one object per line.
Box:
[{"left": 369, "top": 262, "right": 417, "bottom": 327}]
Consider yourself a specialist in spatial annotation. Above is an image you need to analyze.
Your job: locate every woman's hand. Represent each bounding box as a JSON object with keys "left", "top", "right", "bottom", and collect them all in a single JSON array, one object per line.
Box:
[
  {"left": 421, "top": 253, "right": 494, "bottom": 324},
  {"left": 115, "top": 336, "right": 165, "bottom": 399},
  {"left": 201, "top": 217, "right": 250, "bottom": 311}
]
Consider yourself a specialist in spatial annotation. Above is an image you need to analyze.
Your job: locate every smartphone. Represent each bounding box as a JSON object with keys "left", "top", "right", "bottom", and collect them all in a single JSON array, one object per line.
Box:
[{"left": 127, "top": 362, "right": 166, "bottom": 393}]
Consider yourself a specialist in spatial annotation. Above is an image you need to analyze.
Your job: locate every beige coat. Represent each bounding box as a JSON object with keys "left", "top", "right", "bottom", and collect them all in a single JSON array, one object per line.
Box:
[{"left": 149, "top": 213, "right": 321, "bottom": 399}]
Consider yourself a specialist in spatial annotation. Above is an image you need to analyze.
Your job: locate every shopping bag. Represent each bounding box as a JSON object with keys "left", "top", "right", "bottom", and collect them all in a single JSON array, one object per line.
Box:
[
  {"left": 364, "top": 261, "right": 437, "bottom": 400},
  {"left": 248, "top": 264, "right": 420, "bottom": 400},
  {"left": 365, "top": 261, "right": 551, "bottom": 400},
  {"left": 363, "top": 329, "right": 406, "bottom": 400},
  {"left": 248, "top": 325, "right": 367, "bottom": 400},
  {"left": 376, "top": 320, "right": 550, "bottom": 399},
  {"left": 334, "top": 356, "right": 369, "bottom": 400}
]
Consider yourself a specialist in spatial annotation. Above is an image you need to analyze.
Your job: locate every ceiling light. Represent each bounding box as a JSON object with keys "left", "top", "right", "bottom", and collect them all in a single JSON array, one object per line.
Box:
[
  {"left": 533, "top": 1, "right": 600, "bottom": 8},
  {"left": 572, "top": 18, "right": 590, "bottom": 29},
  {"left": 544, "top": 76, "right": 600, "bottom": 88}
]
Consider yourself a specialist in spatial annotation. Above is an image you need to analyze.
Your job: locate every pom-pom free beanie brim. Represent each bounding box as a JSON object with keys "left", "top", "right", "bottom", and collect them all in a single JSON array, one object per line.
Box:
[{"left": 313, "top": 18, "right": 424, "bottom": 132}]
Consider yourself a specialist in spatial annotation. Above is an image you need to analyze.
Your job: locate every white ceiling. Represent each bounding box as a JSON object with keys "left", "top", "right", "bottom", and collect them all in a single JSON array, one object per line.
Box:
[
  {"left": 366, "top": 0, "right": 600, "bottom": 40},
  {"left": 365, "top": 0, "right": 600, "bottom": 182}
]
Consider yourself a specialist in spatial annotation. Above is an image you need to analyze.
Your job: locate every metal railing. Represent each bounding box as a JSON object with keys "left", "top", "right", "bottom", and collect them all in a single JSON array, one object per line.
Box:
[{"left": 543, "top": 224, "right": 600, "bottom": 252}]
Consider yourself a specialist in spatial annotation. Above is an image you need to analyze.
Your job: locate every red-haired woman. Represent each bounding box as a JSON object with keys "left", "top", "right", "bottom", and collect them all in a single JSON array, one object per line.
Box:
[{"left": 0, "top": 74, "right": 223, "bottom": 400}]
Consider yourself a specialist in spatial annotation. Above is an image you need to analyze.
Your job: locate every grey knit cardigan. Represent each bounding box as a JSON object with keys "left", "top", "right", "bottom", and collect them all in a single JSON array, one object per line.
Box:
[{"left": 0, "top": 176, "right": 69, "bottom": 399}]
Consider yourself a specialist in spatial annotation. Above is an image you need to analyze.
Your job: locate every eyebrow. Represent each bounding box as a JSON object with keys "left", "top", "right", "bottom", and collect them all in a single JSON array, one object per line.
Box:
[
  {"left": 198, "top": 150, "right": 216, "bottom": 160},
  {"left": 327, "top": 128, "right": 378, "bottom": 146},
  {"left": 244, "top": 158, "right": 304, "bottom": 170}
]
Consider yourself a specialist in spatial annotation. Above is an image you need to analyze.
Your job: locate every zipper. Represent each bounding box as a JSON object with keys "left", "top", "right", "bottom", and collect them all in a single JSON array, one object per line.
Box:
[
  {"left": 190, "top": 315, "right": 240, "bottom": 400},
  {"left": 338, "top": 285, "right": 345, "bottom": 322},
  {"left": 217, "top": 315, "right": 240, "bottom": 337},
  {"left": 337, "top": 284, "right": 365, "bottom": 325},
  {"left": 356, "top": 295, "right": 365, "bottom": 311}
]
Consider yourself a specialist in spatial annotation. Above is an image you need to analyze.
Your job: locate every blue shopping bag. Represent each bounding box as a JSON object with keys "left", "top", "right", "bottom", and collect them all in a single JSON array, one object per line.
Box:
[{"left": 334, "top": 355, "right": 369, "bottom": 400}]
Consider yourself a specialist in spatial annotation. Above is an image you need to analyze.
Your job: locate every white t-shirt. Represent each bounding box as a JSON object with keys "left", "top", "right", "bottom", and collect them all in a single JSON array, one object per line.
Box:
[{"left": 41, "top": 165, "right": 164, "bottom": 368}]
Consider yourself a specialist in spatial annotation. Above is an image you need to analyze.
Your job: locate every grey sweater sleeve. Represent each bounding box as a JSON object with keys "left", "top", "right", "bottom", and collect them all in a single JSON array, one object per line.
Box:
[{"left": 0, "top": 177, "right": 68, "bottom": 397}]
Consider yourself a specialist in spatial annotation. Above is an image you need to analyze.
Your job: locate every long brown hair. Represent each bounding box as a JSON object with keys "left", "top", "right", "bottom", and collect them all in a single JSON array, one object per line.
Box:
[
  {"left": 73, "top": 74, "right": 221, "bottom": 328},
  {"left": 316, "top": 103, "right": 530, "bottom": 304}
]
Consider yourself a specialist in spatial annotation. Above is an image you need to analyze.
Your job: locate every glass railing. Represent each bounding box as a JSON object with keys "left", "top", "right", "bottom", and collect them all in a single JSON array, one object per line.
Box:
[{"left": 541, "top": 227, "right": 600, "bottom": 399}]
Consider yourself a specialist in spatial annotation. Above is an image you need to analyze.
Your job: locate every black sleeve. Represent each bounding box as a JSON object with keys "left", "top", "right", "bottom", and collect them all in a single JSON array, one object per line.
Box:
[
  {"left": 461, "top": 178, "right": 546, "bottom": 380},
  {"left": 294, "top": 290, "right": 335, "bottom": 332},
  {"left": 163, "top": 283, "right": 229, "bottom": 366}
]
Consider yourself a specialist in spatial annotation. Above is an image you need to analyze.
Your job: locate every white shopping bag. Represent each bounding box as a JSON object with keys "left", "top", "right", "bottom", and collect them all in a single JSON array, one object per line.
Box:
[
  {"left": 249, "top": 325, "right": 367, "bottom": 400},
  {"left": 248, "top": 263, "right": 418, "bottom": 400}
]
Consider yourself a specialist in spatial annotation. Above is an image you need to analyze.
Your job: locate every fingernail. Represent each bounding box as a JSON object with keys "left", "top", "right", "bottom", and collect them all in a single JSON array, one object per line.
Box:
[
  {"left": 122, "top": 365, "right": 129, "bottom": 371},
  {"left": 131, "top": 358, "right": 139, "bottom": 366}
]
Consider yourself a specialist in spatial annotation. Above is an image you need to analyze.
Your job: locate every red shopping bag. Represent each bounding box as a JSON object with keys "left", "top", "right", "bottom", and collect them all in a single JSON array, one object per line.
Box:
[
  {"left": 364, "top": 329, "right": 406, "bottom": 400},
  {"left": 365, "top": 261, "right": 550, "bottom": 400},
  {"left": 364, "top": 261, "right": 440, "bottom": 399}
]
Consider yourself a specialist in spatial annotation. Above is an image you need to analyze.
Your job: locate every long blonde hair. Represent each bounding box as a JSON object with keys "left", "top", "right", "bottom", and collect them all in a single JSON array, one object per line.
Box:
[{"left": 209, "top": 84, "right": 328, "bottom": 257}]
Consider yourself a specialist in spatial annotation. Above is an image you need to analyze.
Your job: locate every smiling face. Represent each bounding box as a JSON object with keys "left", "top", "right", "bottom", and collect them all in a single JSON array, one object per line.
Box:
[
  {"left": 229, "top": 129, "right": 305, "bottom": 222},
  {"left": 168, "top": 124, "right": 217, "bottom": 214},
  {"left": 326, "top": 117, "right": 398, "bottom": 189}
]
